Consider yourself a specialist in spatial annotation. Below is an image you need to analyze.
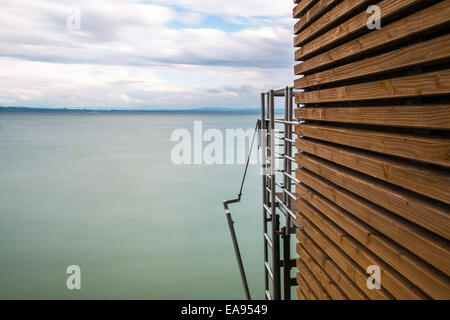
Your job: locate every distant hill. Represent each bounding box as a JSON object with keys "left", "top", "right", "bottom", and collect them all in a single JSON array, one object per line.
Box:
[{"left": 0, "top": 106, "right": 284, "bottom": 114}]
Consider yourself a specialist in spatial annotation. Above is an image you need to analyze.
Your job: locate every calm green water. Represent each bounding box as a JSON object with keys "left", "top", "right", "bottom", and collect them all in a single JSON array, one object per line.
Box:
[{"left": 0, "top": 113, "right": 266, "bottom": 299}]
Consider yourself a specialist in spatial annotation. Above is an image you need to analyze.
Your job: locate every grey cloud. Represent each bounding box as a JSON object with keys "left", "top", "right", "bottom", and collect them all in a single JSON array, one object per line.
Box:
[{"left": 0, "top": 0, "right": 295, "bottom": 109}]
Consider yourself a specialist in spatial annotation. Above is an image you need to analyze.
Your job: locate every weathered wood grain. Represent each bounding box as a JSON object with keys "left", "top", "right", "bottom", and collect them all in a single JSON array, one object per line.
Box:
[
  {"left": 295, "top": 70, "right": 450, "bottom": 103},
  {"left": 296, "top": 272, "right": 318, "bottom": 299},
  {"left": 294, "top": 0, "right": 372, "bottom": 47},
  {"left": 295, "top": 1, "right": 450, "bottom": 71},
  {"left": 295, "top": 149, "right": 450, "bottom": 239},
  {"left": 297, "top": 287, "right": 307, "bottom": 300},
  {"left": 295, "top": 123, "right": 450, "bottom": 167},
  {"left": 295, "top": 160, "right": 450, "bottom": 276},
  {"left": 294, "top": 0, "right": 339, "bottom": 34},
  {"left": 297, "top": 244, "right": 348, "bottom": 300},
  {"left": 297, "top": 211, "right": 394, "bottom": 299},
  {"left": 295, "top": 137, "right": 450, "bottom": 204},
  {"left": 295, "top": 34, "right": 450, "bottom": 88},
  {"left": 293, "top": 0, "right": 450, "bottom": 301},
  {"left": 293, "top": 0, "right": 317, "bottom": 18},
  {"left": 295, "top": 105, "right": 450, "bottom": 130},
  {"left": 297, "top": 258, "right": 332, "bottom": 299},
  {"left": 295, "top": 0, "right": 428, "bottom": 57},
  {"left": 296, "top": 235, "right": 368, "bottom": 299},
  {"left": 297, "top": 185, "right": 450, "bottom": 299}
]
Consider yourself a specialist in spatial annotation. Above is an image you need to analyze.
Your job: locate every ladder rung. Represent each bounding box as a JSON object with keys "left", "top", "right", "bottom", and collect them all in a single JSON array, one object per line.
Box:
[
  {"left": 275, "top": 152, "right": 296, "bottom": 163},
  {"left": 274, "top": 120, "right": 300, "bottom": 125},
  {"left": 284, "top": 154, "right": 295, "bottom": 162},
  {"left": 276, "top": 196, "right": 296, "bottom": 221},
  {"left": 284, "top": 171, "right": 299, "bottom": 183},
  {"left": 264, "top": 233, "right": 273, "bottom": 248},
  {"left": 263, "top": 204, "right": 272, "bottom": 216},
  {"left": 284, "top": 189, "right": 297, "bottom": 201},
  {"left": 265, "top": 262, "right": 274, "bottom": 280},
  {"left": 275, "top": 151, "right": 284, "bottom": 158}
]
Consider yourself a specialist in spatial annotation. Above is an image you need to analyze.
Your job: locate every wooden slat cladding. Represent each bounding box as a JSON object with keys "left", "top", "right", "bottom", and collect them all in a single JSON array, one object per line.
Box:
[
  {"left": 295, "top": 152, "right": 450, "bottom": 240},
  {"left": 296, "top": 196, "right": 430, "bottom": 299},
  {"left": 294, "top": 0, "right": 340, "bottom": 35},
  {"left": 297, "top": 231, "right": 369, "bottom": 299},
  {"left": 293, "top": 0, "right": 318, "bottom": 19},
  {"left": 293, "top": 0, "right": 450, "bottom": 300},
  {"left": 297, "top": 210, "right": 395, "bottom": 299},
  {"left": 296, "top": 244, "right": 348, "bottom": 299},
  {"left": 297, "top": 181, "right": 450, "bottom": 299},
  {"left": 297, "top": 258, "right": 332, "bottom": 299},
  {"left": 295, "top": 164, "right": 450, "bottom": 276},
  {"left": 295, "top": 105, "right": 450, "bottom": 130},
  {"left": 295, "top": 124, "right": 450, "bottom": 167},
  {"left": 295, "top": 138, "right": 450, "bottom": 204},
  {"left": 295, "top": 0, "right": 450, "bottom": 73},
  {"left": 295, "top": 0, "right": 429, "bottom": 56},
  {"left": 295, "top": 69, "right": 450, "bottom": 103},
  {"left": 297, "top": 273, "right": 318, "bottom": 299},
  {"left": 294, "top": 0, "right": 374, "bottom": 47},
  {"left": 295, "top": 34, "right": 450, "bottom": 89}
]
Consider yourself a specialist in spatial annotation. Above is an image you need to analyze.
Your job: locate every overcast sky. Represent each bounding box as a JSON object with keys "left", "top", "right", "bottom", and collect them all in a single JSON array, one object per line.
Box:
[{"left": 0, "top": 0, "right": 295, "bottom": 109}]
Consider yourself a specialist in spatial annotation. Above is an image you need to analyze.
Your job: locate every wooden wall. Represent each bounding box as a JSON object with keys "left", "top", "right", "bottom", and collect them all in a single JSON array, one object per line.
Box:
[{"left": 293, "top": 0, "right": 450, "bottom": 299}]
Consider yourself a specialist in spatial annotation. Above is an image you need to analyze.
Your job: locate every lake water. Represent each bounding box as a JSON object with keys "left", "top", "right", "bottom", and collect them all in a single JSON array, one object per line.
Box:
[{"left": 0, "top": 113, "right": 269, "bottom": 299}]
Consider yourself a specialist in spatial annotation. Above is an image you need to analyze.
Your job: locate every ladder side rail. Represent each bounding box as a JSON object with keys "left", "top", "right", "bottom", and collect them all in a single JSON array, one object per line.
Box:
[
  {"left": 269, "top": 90, "right": 281, "bottom": 300},
  {"left": 261, "top": 92, "right": 270, "bottom": 298}
]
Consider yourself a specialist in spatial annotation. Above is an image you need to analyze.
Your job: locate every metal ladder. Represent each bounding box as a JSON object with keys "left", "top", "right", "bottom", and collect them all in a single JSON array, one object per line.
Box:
[
  {"left": 261, "top": 87, "right": 300, "bottom": 300},
  {"left": 223, "top": 86, "right": 300, "bottom": 300}
]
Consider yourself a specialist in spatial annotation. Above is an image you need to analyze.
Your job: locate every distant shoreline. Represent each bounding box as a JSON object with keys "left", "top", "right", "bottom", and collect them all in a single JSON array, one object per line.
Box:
[{"left": 0, "top": 106, "right": 284, "bottom": 114}]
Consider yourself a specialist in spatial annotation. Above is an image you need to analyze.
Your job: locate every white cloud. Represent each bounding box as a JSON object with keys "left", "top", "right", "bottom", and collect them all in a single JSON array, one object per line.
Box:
[
  {"left": 0, "top": 0, "right": 295, "bottom": 109},
  {"left": 152, "top": 0, "right": 293, "bottom": 18}
]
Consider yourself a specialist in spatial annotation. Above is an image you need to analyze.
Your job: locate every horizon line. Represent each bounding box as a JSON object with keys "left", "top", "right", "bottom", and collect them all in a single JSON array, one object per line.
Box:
[{"left": 0, "top": 106, "right": 285, "bottom": 114}]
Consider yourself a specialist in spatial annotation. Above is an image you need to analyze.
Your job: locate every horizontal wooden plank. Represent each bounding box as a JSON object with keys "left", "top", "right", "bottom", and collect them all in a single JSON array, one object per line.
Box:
[
  {"left": 295, "top": 34, "right": 450, "bottom": 88},
  {"left": 294, "top": 0, "right": 371, "bottom": 47},
  {"left": 295, "top": 0, "right": 427, "bottom": 57},
  {"left": 295, "top": 160, "right": 450, "bottom": 276},
  {"left": 295, "top": 123, "right": 450, "bottom": 167},
  {"left": 295, "top": 0, "right": 450, "bottom": 72},
  {"left": 297, "top": 211, "right": 394, "bottom": 299},
  {"left": 296, "top": 236, "right": 368, "bottom": 299},
  {"left": 294, "top": 0, "right": 339, "bottom": 34},
  {"left": 297, "top": 185, "right": 449, "bottom": 299},
  {"left": 293, "top": 0, "right": 317, "bottom": 18},
  {"left": 296, "top": 272, "right": 318, "bottom": 300},
  {"left": 297, "top": 258, "right": 332, "bottom": 299},
  {"left": 295, "top": 138, "right": 450, "bottom": 204},
  {"left": 295, "top": 105, "right": 450, "bottom": 130},
  {"left": 297, "top": 244, "right": 348, "bottom": 300},
  {"left": 295, "top": 69, "right": 450, "bottom": 103}
]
